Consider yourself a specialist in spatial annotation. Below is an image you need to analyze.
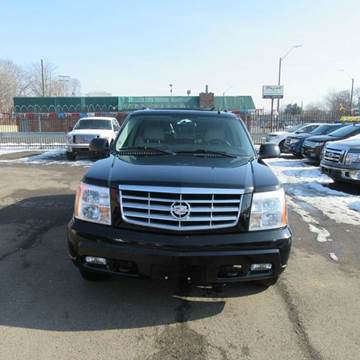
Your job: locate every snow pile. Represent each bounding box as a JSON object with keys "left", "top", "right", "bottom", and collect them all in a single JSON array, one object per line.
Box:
[
  {"left": 287, "top": 197, "right": 332, "bottom": 243},
  {"left": 0, "top": 150, "right": 92, "bottom": 167},
  {"left": 266, "top": 158, "right": 360, "bottom": 225}
]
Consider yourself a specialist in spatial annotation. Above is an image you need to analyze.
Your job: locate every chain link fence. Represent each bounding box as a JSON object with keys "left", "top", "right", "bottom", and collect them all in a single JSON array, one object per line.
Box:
[
  {"left": 244, "top": 111, "right": 340, "bottom": 144},
  {"left": 0, "top": 111, "right": 342, "bottom": 150}
]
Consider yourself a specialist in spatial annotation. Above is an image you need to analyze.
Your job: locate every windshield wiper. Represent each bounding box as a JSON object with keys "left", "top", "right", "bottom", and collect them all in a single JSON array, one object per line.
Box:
[
  {"left": 116, "top": 146, "right": 175, "bottom": 155},
  {"left": 175, "top": 149, "right": 237, "bottom": 158}
]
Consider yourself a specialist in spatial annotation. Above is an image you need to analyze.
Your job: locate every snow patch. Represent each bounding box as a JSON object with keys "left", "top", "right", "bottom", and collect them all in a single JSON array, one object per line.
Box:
[
  {"left": 348, "top": 201, "right": 360, "bottom": 212},
  {"left": 308, "top": 224, "right": 332, "bottom": 243},
  {"left": 0, "top": 150, "right": 91, "bottom": 167},
  {"left": 329, "top": 253, "right": 339, "bottom": 262},
  {"left": 287, "top": 198, "right": 332, "bottom": 243},
  {"left": 266, "top": 158, "right": 360, "bottom": 225}
]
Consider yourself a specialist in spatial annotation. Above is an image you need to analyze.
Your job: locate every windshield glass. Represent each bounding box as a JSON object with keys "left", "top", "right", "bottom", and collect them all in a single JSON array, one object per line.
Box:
[
  {"left": 309, "top": 124, "right": 343, "bottom": 135},
  {"left": 115, "top": 114, "right": 255, "bottom": 157},
  {"left": 329, "top": 125, "right": 360, "bottom": 137},
  {"left": 309, "top": 125, "right": 330, "bottom": 135},
  {"left": 74, "top": 119, "right": 112, "bottom": 130},
  {"left": 288, "top": 124, "right": 305, "bottom": 132},
  {"left": 296, "top": 124, "right": 319, "bottom": 134}
]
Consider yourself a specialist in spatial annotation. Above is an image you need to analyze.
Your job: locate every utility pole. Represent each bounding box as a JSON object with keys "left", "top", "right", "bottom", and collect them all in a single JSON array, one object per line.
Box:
[
  {"left": 339, "top": 69, "right": 355, "bottom": 115},
  {"left": 169, "top": 84, "right": 173, "bottom": 99},
  {"left": 270, "top": 98, "right": 274, "bottom": 132},
  {"left": 41, "top": 59, "right": 45, "bottom": 97},
  {"left": 350, "top": 78, "right": 354, "bottom": 115}
]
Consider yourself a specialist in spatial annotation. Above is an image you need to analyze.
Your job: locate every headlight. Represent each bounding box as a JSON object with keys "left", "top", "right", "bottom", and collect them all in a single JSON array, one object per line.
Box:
[
  {"left": 345, "top": 152, "right": 360, "bottom": 164},
  {"left": 67, "top": 135, "right": 73, "bottom": 143},
  {"left": 74, "top": 182, "right": 111, "bottom": 225},
  {"left": 249, "top": 189, "right": 287, "bottom": 231}
]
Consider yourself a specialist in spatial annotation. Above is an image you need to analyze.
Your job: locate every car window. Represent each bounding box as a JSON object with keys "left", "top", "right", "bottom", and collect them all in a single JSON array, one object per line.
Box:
[
  {"left": 329, "top": 125, "right": 360, "bottom": 137},
  {"left": 115, "top": 114, "right": 255, "bottom": 157},
  {"left": 323, "top": 124, "right": 344, "bottom": 134},
  {"left": 288, "top": 124, "right": 306, "bottom": 133},
  {"left": 296, "top": 124, "right": 319, "bottom": 134},
  {"left": 74, "top": 119, "right": 112, "bottom": 130}
]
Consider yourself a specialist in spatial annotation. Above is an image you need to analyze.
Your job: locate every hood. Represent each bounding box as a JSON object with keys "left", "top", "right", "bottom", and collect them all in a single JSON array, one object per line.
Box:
[
  {"left": 307, "top": 134, "right": 335, "bottom": 142},
  {"left": 288, "top": 133, "right": 311, "bottom": 140},
  {"left": 68, "top": 129, "right": 113, "bottom": 136},
  {"left": 269, "top": 131, "right": 287, "bottom": 136},
  {"left": 83, "top": 155, "right": 280, "bottom": 192},
  {"left": 327, "top": 136, "right": 360, "bottom": 150}
]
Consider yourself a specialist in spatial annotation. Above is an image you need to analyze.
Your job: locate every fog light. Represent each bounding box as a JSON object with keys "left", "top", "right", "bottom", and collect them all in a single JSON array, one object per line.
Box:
[
  {"left": 250, "top": 263, "right": 272, "bottom": 271},
  {"left": 85, "top": 256, "right": 107, "bottom": 265}
]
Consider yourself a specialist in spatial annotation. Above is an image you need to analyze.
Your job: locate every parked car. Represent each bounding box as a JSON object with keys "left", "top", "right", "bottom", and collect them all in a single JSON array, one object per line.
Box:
[
  {"left": 266, "top": 123, "right": 322, "bottom": 152},
  {"left": 66, "top": 117, "right": 121, "bottom": 160},
  {"left": 302, "top": 124, "right": 360, "bottom": 162},
  {"left": 283, "top": 123, "right": 345, "bottom": 157},
  {"left": 321, "top": 134, "right": 360, "bottom": 184},
  {"left": 67, "top": 109, "right": 291, "bottom": 287}
]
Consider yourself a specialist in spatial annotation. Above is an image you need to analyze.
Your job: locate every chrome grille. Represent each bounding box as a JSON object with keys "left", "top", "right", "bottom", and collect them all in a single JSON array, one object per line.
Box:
[
  {"left": 324, "top": 147, "right": 344, "bottom": 163},
  {"left": 119, "top": 185, "right": 243, "bottom": 231}
]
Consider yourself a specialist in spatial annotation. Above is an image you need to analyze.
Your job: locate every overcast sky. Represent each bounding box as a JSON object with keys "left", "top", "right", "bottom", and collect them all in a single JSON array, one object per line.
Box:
[{"left": 1, "top": 0, "right": 359, "bottom": 110}]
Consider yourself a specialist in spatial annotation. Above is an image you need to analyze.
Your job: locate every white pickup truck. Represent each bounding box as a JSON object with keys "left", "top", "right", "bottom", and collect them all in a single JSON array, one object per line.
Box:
[{"left": 66, "top": 117, "right": 120, "bottom": 160}]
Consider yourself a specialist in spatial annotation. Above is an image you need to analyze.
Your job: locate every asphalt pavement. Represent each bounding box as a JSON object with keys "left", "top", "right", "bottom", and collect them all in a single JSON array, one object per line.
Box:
[{"left": 0, "top": 153, "right": 359, "bottom": 360}]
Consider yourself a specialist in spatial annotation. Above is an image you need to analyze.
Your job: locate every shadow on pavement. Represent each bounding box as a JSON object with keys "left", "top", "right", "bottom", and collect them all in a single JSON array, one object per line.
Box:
[{"left": 0, "top": 194, "right": 265, "bottom": 332}]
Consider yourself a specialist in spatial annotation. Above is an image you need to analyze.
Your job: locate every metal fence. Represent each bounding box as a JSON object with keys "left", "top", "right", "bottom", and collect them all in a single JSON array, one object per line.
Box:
[
  {"left": 246, "top": 111, "right": 340, "bottom": 144},
  {"left": 0, "top": 111, "right": 342, "bottom": 150}
]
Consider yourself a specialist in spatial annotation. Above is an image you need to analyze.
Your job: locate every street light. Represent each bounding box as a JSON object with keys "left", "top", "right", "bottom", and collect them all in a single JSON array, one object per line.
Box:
[
  {"left": 277, "top": 44, "right": 302, "bottom": 113},
  {"left": 169, "top": 84, "right": 173, "bottom": 98},
  {"left": 339, "top": 69, "right": 355, "bottom": 115}
]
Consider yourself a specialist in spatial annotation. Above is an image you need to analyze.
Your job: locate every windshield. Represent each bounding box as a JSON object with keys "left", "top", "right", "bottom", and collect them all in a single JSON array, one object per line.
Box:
[
  {"left": 329, "top": 125, "right": 360, "bottom": 137},
  {"left": 74, "top": 119, "right": 112, "bottom": 130},
  {"left": 296, "top": 124, "right": 319, "bottom": 134},
  {"left": 115, "top": 114, "right": 255, "bottom": 157},
  {"left": 288, "top": 124, "right": 305, "bottom": 133},
  {"left": 310, "top": 124, "right": 343, "bottom": 135}
]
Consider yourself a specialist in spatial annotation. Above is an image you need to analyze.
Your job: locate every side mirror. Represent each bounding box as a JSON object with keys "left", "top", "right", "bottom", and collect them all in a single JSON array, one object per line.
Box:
[
  {"left": 259, "top": 143, "right": 280, "bottom": 159},
  {"left": 89, "top": 138, "right": 110, "bottom": 158}
]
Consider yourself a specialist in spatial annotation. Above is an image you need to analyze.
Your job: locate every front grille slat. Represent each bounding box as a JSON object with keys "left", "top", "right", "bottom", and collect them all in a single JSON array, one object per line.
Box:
[
  {"left": 119, "top": 185, "right": 243, "bottom": 231},
  {"left": 324, "top": 148, "right": 344, "bottom": 163}
]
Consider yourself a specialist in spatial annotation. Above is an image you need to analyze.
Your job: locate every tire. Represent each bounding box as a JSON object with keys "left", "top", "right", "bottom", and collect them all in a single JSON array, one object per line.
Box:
[
  {"left": 279, "top": 140, "right": 285, "bottom": 153},
  {"left": 79, "top": 269, "right": 109, "bottom": 281},
  {"left": 66, "top": 151, "right": 77, "bottom": 161},
  {"left": 252, "top": 276, "right": 279, "bottom": 288}
]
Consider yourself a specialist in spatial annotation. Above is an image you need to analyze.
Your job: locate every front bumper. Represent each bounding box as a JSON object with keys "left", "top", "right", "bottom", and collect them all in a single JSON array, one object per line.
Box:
[
  {"left": 284, "top": 141, "right": 302, "bottom": 155},
  {"left": 321, "top": 163, "right": 360, "bottom": 184},
  {"left": 67, "top": 144, "right": 90, "bottom": 152},
  {"left": 302, "top": 144, "right": 323, "bottom": 161},
  {"left": 67, "top": 219, "right": 292, "bottom": 284}
]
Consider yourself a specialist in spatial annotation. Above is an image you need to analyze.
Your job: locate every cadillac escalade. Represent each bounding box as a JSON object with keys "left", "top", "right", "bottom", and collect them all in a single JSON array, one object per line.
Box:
[{"left": 67, "top": 109, "right": 291, "bottom": 287}]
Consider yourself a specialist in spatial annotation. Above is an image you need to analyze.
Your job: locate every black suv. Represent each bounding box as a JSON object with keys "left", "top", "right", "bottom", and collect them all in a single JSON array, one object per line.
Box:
[{"left": 67, "top": 110, "right": 291, "bottom": 286}]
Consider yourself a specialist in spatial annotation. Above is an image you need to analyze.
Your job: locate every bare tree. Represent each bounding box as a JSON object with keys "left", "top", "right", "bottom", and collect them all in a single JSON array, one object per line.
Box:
[
  {"left": 26, "top": 60, "right": 57, "bottom": 97},
  {"left": 325, "top": 89, "right": 360, "bottom": 116},
  {"left": 24, "top": 60, "right": 81, "bottom": 97},
  {"left": 0, "top": 59, "right": 29, "bottom": 112}
]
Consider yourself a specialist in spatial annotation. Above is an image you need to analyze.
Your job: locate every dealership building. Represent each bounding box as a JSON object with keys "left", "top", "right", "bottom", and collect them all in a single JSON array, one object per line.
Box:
[{"left": 11, "top": 90, "right": 255, "bottom": 132}]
